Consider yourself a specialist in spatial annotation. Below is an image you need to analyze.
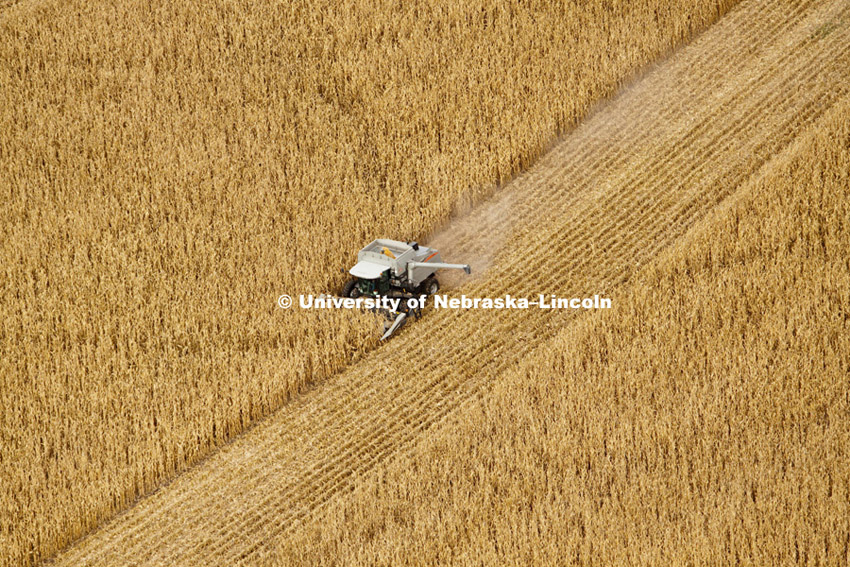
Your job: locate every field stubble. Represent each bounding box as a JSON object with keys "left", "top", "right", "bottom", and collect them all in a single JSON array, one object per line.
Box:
[
  {"left": 279, "top": 91, "right": 850, "bottom": 567},
  {"left": 0, "top": 0, "right": 738, "bottom": 565},
  {"left": 44, "top": 0, "right": 850, "bottom": 565}
]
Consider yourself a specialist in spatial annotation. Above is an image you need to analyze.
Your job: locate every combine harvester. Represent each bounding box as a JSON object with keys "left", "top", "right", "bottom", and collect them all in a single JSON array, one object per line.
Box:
[{"left": 340, "top": 239, "right": 471, "bottom": 340}]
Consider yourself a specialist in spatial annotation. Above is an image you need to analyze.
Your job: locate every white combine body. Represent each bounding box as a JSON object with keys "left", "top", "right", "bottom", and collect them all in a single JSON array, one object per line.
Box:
[{"left": 341, "top": 239, "right": 471, "bottom": 339}]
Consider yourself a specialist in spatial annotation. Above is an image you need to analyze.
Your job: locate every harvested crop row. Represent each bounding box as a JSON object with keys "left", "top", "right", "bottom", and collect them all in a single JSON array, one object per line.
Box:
[
  {"left": 277, "top": 93, "right": 850, "bottom": 567},
  {"left": 47, "top": 0, "right": 850, "bottom": 564},
  {"left": 0, "top": 1, "right": 737, "bottom": 565}
]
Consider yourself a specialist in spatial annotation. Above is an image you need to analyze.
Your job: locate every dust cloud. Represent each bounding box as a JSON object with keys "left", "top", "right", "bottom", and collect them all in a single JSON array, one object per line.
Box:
[{"left": 424, "top": 188, "right": 519, "bottom": 290}]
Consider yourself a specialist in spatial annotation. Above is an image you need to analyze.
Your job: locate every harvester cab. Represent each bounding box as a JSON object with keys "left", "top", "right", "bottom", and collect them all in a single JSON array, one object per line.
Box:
[{"left": 341, "top": 239, "right": 471, "bottom": 340}]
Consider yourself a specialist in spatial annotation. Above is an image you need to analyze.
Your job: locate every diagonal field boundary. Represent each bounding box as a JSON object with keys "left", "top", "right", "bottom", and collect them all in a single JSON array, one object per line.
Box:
[{"left": 47, "top": 0, "right": 850, "bottom": 564}]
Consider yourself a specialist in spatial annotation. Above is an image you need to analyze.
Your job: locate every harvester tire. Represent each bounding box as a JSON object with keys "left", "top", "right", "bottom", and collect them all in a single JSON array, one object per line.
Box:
[
  {"left": 421, "top": 277, "right": 439, "bottom": 296},
  {"left": 342, "top": 279, "right": 361, "bottom": 298}
]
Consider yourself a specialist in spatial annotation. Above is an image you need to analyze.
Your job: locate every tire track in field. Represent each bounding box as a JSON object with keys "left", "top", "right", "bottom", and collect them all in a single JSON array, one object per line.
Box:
[
  {"left": 431, "top": 0, "right": 816, "bottom": 284},
  {"left": 89, "top": 2, "right": 848, "bottom": 564},
  {"left": 47, "top": 0, "right": 850, "bottom": 564},
  {"left": 56, "top": 0, "right": 844, "bottom": 564}
]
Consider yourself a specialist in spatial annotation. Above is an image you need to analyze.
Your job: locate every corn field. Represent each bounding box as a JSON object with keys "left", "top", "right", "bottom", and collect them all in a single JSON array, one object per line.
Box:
[
  {"left": 39, "top": 0, "right": 850, "bottom": 564},
  {"left": 0, "top": 0, "right": 736, "bottom": 565},
  {"left": 276, "top": 93, "right": 850, "bottom": 566}
]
